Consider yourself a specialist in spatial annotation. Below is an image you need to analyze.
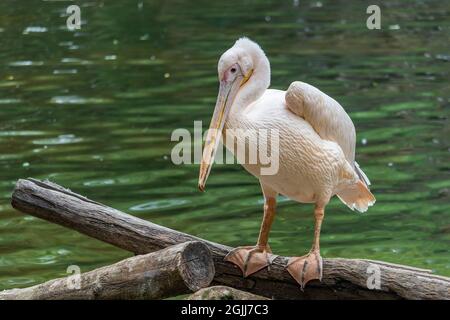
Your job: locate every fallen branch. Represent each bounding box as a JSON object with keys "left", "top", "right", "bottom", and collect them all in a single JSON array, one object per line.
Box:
[
  {"left": 187, "top": 286, "right": 269, "bottom": 300},
  {"left": 10, "top": 178, "right": 450, "bottom": 300},
  {"left": 0, "top": 241, "right": 214, "bottom": 300}
]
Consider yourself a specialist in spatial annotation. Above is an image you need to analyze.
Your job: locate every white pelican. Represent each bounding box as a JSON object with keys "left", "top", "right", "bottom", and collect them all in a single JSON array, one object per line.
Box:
[{"left": 198, "top": 38, "right": 375, "bottom": 288}]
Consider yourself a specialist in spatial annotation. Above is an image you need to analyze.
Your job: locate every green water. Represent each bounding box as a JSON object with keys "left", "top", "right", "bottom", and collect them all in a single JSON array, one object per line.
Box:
[{"left": 0, "top": 0, "right": 449, "bottom": 290}]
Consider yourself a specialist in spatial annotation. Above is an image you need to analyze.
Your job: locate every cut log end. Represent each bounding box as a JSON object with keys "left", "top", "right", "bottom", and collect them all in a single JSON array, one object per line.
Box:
[{"left": 178, "top": 241, "right": 215, "bottom": 292}]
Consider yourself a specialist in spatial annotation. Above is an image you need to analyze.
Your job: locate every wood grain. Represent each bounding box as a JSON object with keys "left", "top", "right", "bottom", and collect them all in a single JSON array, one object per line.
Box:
[{"left": 187, "top": 286, "right": 269, "bottom": 300}]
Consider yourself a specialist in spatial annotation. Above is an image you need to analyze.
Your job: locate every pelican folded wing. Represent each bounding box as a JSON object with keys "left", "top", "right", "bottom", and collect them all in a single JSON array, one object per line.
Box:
[{"left": 285, "top": 81, "right": 356, "bottom": 165}]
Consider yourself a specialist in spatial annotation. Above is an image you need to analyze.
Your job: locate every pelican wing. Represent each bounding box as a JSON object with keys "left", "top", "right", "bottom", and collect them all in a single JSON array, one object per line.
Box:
[{"left": 285, "top": 81, "right": 370, "bottom": 186}]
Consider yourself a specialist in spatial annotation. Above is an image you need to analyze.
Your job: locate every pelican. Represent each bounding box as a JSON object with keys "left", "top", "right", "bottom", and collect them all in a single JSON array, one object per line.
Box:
[{"left": 198, "top": 38, "right": 375, "bottom": 288}]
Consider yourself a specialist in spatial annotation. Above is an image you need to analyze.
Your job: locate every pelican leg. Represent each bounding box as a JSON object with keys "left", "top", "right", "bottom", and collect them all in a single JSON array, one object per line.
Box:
[
  {"left": 225, "top": 195, "right": 277, "bottom": 277},
  {"left": 287, "top": 205, "right": 324, "bottom": 289}
]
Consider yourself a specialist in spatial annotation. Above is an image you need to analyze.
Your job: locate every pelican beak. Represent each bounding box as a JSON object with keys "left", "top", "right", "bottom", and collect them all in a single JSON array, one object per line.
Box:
[{"left": 198, "top": 71, "right": 251, "bottom": 191}]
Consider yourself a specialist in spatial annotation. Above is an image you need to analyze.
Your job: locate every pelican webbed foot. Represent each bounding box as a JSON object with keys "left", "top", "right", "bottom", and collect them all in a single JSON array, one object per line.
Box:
[
  {"left": 286, "top": 249, "right": 323, "bottom": 289},
  {"left": 224, "top": 245, "right": 275, "bottom": 277}
]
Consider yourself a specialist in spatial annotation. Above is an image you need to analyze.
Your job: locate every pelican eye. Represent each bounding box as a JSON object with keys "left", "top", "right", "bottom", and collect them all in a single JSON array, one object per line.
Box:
[{"left": 230, "top": 67, "right": 237, "bottom": 73}]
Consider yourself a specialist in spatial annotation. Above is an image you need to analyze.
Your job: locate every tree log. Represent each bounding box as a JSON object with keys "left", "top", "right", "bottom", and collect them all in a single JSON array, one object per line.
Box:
[
  {"left": 187, "top": 286, "right": 269, "bottom": 300},
  {"left": 0, "top": 241, "right": 214, "bottom": 300},
  {"left": 9, "top": 178, "right": 450, "bottom": 300}
]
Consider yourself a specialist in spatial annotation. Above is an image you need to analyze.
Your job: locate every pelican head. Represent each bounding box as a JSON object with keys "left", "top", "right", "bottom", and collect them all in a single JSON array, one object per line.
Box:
[{"left": 198, "top": 38, "right": 270, "bottom": 191}]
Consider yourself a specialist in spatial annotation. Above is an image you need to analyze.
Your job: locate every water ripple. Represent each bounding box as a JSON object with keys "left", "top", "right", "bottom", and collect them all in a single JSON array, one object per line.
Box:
[
  {"left": 22, "top": 26, "right": 47, "bottom": 34},
  {"left": 9, "top": 60, "right": 44, "bottom": 67},
  {"left": 130, "top": 199, "right": 189, "bottom": 212},
  {"left": 33, "top": 134, "right": 83, "bottom": 145},
  {"left": 0, "top": 98, "right": 21, "bottom": 104},
  {"left": 50, "top": 96, "right": 112, "bottom": 104}
]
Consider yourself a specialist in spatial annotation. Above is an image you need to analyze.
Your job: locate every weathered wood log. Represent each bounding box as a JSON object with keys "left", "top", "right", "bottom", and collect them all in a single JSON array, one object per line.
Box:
[
  {"left": 187, "top": 286, "right": 269, "bottom": 300},
  {"left": 10, "top": 178, "right": 450, "bottom": 300},
  {"left": 0, "top": 241, "right": 214, "bottom": 300}
]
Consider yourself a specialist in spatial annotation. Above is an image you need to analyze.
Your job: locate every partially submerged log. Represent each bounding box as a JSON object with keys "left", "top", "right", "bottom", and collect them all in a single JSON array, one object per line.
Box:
[
  {"left": 10, "top": 178, "right": 450, "bottom": 300},
  {"left": 188, "top": 286, "right": 269, "bottom": 300},
  {"left": 0, "top": 241, "right": 214, "bottom": 300}
]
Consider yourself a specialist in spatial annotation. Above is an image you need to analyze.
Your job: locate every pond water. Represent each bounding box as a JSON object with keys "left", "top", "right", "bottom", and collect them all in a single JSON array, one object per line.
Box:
[{"left": 0, "top": 0, "right": 449, "bottom": 290}]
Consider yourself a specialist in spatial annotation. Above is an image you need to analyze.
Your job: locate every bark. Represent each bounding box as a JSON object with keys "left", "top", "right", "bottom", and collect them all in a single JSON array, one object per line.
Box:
[
  {"left": 9, "top": 178, "right": 450, "bottom": 300},
  {"left": 0, "top": 241, "right": 214, "bottom": 300},
  {"left": 187, "top": 286, "right": 269, "bottom": 300}
]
